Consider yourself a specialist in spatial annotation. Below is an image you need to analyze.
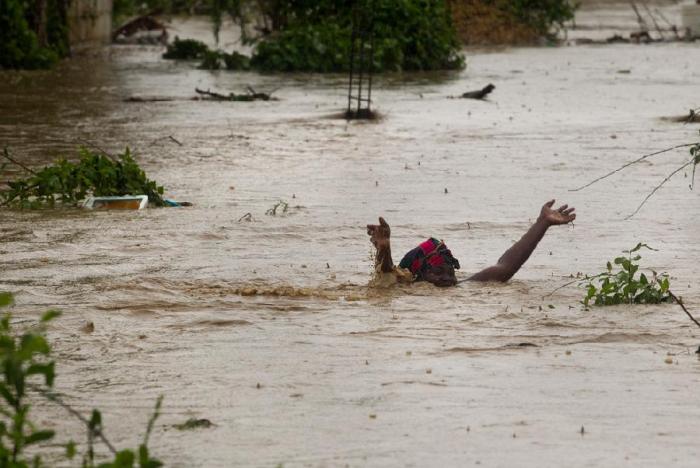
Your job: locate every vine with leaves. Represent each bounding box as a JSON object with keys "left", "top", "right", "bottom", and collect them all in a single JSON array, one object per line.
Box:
[
  {"left": 1, "top": 147, "right": 166, "bottom": 209},
  {"left": 0, "top": 292, "right": 164, "bottom": 467}
]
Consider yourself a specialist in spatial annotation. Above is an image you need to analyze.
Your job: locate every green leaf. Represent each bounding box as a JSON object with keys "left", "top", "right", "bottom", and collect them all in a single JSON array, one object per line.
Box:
[
  {"left": 19, "top": 334, "right": 50, "bottom": 357},
  {"left": 0, "top": 292, "right": 13, "bottom": 308},
  {"left": 89, "top": 409, "right": 102, "bottom": 431},
  {"left": 25, "top": 430, "right": 55, "bottom": 445},
  {"left": 111, "top": 449, "right": 136, "bottom": 467},
  {"left": 0, "top": 382, "right": 16, "bottom": 406},
  {"left": 27, "top": 362, "right": 55, "bottom": 387},
  {"left": 41, "top": 309, "right": 61, "bottom": 322},
  {"left": 66, "top": 440, "right": 77, "bottom": 459}
]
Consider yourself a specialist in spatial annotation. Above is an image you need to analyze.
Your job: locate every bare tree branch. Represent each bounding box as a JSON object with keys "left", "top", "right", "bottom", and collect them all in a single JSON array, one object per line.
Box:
[
  {"left": 625, "top": 159, "right": 694, "bottom": 219},
  {"left": 2, "top": 147, "right": 37, "bottom": 175},
  {"left": 668, "top": 291, "right": 700, "bottom": 330},
  {"left": 570, "top": 143, "right": 697, "bottom": 192},
  {"left": 28, "top": 384, "right": 118, "bottom": 455}
]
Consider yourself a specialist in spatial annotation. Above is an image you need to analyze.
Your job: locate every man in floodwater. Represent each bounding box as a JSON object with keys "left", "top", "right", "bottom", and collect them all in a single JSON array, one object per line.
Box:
[{"left": 367, "top": 200, "right": 576, "bottom": 286}]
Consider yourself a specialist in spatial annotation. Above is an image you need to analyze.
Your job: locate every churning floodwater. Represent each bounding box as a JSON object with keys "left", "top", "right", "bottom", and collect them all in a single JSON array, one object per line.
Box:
[{"left": 1, "top": 6, "right": 700, "bottom": 468}]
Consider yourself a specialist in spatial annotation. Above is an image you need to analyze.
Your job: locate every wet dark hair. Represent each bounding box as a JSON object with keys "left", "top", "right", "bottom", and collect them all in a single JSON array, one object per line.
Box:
[{"left": 423, "top": 263, "right": 457, "bottom": 287}]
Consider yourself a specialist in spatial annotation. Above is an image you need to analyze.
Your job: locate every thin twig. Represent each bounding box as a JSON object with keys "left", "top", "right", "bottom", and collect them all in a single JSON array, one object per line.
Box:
[
  {"left": 641, "top": 1, "right": 664, "bottom": 39},
  {"left": 570, "top": 143, "right": 697, "bottom": 191},
  {"left": 624, "top": 159, "right": 694, "bottom": 219},
  {"left": 629, "top": 1, "right": 648, "bottom": 31},
  {"left": 668, "top": 291, "right": 700, "bottom": 329},
  {"left": 168, "top": 135, "right": 183, "bottom": 146},
  {"left": 28, "top": 384, "right": 117, "bottom": 455},
  {"left": 542, "top": 273, "right": 605, "bottom": 299},
  {"left": 76, "top": 139, "right": 118, "bottom": 162},
  {"left": 653, "top": 8, "right": 674, "bottom": 30},
  {"left": 2, "top": 148, "right": 37, "bottom": 175}
]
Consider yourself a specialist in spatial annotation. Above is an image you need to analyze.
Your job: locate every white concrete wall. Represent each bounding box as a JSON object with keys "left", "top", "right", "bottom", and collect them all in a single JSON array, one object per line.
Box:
[{"left": 68, "top": 0, "right": 113, "bottom": 47}]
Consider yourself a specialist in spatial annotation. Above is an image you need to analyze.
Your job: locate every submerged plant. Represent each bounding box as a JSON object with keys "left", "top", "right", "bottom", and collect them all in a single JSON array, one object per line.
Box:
[
  {"left": 1, "top": 147, "right": 165, "bottom": 208},
  {"left": 213, "top": 0, "right": 465, "bottom": 72},
  {"left": 265, "top": 200, "right": 289, "bottom": 216},
  {"left": 0, "top": 292, "right": 164, "bottom": 467},
  {"left": 162, "top": 36, "right": 209, "bottom": 60},
  {"left": 582, "top": 243, "right": 671, "bottom": 307}
]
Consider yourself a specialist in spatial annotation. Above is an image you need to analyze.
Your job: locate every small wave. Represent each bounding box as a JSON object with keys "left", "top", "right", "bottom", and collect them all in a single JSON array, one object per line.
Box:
[
  {"left": 443, "top": 343, "right": 538, "bottom": 354},
  {"left": 571, "top": 332, "right": 671, "bottom": 344}
]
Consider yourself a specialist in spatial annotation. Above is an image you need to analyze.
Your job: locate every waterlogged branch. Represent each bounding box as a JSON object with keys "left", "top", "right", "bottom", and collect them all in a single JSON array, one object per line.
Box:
[
  {"left": 668, "top": 291, "right": 700, "bottom": 330},
  {"left": 624, "top": 159, "right": 694, "bottom": 219},
  {"left": 76, "top": 139, "right": 118, "bottom": 162},
  {"left": 570, "top": 143, "right": 697, "bottom": 192},
  {"left": 542, "top": 273, "right": 606, "bottom": 299},
  {"left": 2, "top": 147, "right": 37, "bottom": 175},
  {"left": 28, "top": 384, "right": 118, "bottom": 455}
]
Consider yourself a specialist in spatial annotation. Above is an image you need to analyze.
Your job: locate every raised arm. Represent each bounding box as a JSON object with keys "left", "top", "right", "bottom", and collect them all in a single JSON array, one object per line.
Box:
[
  {"left": 367, "top": 217, "right": 394, "bottom": 273},
  {"left": 468, "top": 200, "right": 576, "bottom": 282}
]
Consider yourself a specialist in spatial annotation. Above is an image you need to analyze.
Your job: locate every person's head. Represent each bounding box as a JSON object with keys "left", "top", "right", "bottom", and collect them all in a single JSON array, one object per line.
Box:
[{"left": 423, "top": 263, "right": 457, "bottom": 287}]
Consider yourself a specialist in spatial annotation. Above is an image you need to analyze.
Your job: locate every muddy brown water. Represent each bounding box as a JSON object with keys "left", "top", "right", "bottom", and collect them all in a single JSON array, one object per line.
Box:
[{"left": 2, "top": 11, "right": 700, "bottom": 468}]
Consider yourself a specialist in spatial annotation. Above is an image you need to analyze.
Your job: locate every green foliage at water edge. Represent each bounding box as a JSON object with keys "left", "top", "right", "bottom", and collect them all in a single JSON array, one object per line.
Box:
[
  {"left": 582, "top": 243, "right": 672, "bottom": 307},
  {"left": 1, "top": 147, "right": 166, "bottom": 208},
  {"left": 162, "top": 36, "right": 209, "bottom": 60},
  {"left": 504, "top": 0, "right": 577, "bottom": 38},
  {"left": 0, "top": 0, "right": 70, "bottom": 69},
  {"left": 217, "top": 0, "right": 465, "bottom": 72},
  {"left": 0, "top": 292, "right": 165, "bottom": 467}
]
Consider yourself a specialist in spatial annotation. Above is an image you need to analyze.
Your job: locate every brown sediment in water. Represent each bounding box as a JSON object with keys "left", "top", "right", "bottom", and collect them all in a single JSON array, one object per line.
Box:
[{"left": 1, "top": 10, "right": 700, "bottom": 467}]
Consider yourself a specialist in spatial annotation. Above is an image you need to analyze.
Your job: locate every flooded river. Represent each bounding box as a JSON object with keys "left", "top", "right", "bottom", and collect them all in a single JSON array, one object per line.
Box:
[{"left": 2, "top": 6, "right": 700, "bottom": 468}]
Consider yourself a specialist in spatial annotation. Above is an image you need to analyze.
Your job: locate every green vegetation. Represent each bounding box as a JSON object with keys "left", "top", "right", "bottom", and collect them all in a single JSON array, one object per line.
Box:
[
  {"left": 199, "top": 50, "right": 251, "bottom": 70},
  {"left": 1, "top": 147, "right": 166, "bottom": 209},
  {"left": 0, "top": 0, "right": 70, "bottom": 69},
  {"left": 265, "top": 200, "right": 289, "bottom": 216},
  {"left": 213, "top": 0, "right": 464, "bottom": 72},
  {"left": 582, "top": 243, "right": 671, "bottom": 307},
  {"left": 162, "top": 37, "right": 250, "bottom": 70},
  {"left": 506, "top": 0, "right": 577, "bottom": 38},
  {"left": 0, "top": 292, "right": 164, "bottom": 467},
  {"left": 162, "top": 37, "right": 209, "bottom": 60}
]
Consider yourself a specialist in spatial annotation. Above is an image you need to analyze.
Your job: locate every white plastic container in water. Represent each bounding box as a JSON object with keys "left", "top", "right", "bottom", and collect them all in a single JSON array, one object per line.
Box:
[
  {"left": 82, "top": 195, "right": 148, "bottom": 210},
  {"left": 681, "top": 4, "right": 700, "bottom": 36}
]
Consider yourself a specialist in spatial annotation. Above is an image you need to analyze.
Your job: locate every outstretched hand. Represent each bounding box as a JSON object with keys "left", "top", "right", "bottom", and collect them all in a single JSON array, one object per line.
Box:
[
  {"left": 367, "top": 217, "right": 391, "bottom": 249},
  {"left": 539, "top": 199, "right": 576, "bottom": 226}
]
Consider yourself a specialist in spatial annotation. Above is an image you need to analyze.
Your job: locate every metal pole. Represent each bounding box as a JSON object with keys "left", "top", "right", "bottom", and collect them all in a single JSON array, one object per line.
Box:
[
  {"left": 347, "top": 4, "right": 358, "bottom": 114},
  {"left": 367, "top": 16, "right": 375, "bottom": 113}
]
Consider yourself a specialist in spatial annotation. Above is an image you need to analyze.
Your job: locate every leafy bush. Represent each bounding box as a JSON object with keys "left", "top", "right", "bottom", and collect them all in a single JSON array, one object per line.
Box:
[
  {"left": 0, "top": 0, "right": 69, "bottom": 69},
  {"left": 251, "top": 23, "right": 350, "bottom": 72},
  {"left": 582, "top": 243, "right": 671, "bottom": 307},
  {"left": 0, "top": 292, "right": 164, "bottom": 467},
  {"left": 1, "top": 147, "right": 166, "bottom": 208},
  {"left": 222, "top": 51, "right": 251, "bottom": 70},
  {"left": 235, "top": 0, "right": 465, "bottom": 72},
  {"left": 198, "top": 49, "right": 251, "bottom": 70},
  {"left": 506, "top": 0, "right": 577, "bottom": 37},
  {"left": 162, "top": 37, "right": 209, "bottom": 60}
]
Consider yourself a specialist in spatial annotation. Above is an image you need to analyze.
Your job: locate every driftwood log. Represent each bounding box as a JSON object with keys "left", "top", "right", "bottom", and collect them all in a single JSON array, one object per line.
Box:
[{"left": 194, "top": 87, "right": 277, "bottom": 101}]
